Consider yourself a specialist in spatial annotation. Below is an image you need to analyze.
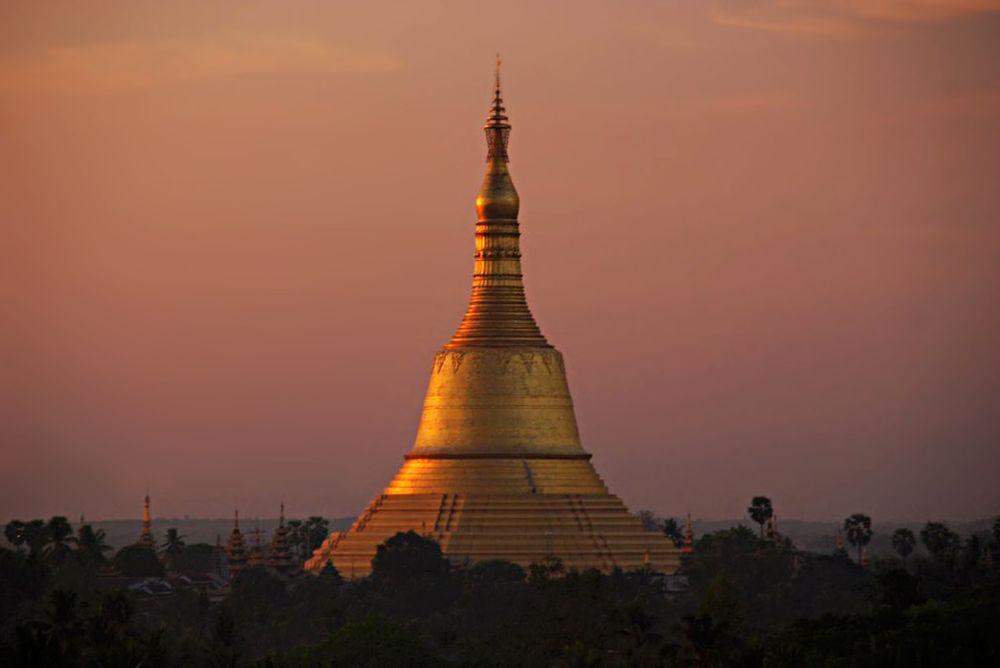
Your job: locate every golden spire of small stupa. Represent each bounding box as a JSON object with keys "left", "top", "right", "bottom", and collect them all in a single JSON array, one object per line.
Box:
[
  {"left": 682, "top": 513, "right": 694, "bottom": 553},
  {"left": 226, "top": 509, "right": 247, "bottom": 579},
  {"left": 138, "top": 492, "right": 155, "bottom": 548},
  {"left": 268, "top": 501, "right": 293, "bottom": 573}
]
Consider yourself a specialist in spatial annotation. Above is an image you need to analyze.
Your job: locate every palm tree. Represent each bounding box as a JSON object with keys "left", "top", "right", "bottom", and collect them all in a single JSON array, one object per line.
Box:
[
  {"left": 4, "top": 520, "right": 26, "bottom": 549},
  {"left": 304, "top": 516, "right": 330, "bottom": 554},
  {"left": 44, "top": 516, "right": 76, "bottom": 566},
  {"left": 747, "top": 497, "right": 773, "bottom": 539},
  {"left": 161, "top": 528, "right": 186, "bottom": 556},
  {"left": 843, "top": 513, "right": 873, "bottom": 564},
  {"left": 76, "top": 524, "right": 112, "bottom": 564},
  {"left": 891, "top": 528, "right": 916, "bottom": 560},
  {"left": 920, "top": 521, "right": 960, "bottom": 564},
  {"left": 7, "top": 519, "right": 51, "bottom": 559},
  {"left": 286, "top": 519, "right": 305, "bottom": 560}
]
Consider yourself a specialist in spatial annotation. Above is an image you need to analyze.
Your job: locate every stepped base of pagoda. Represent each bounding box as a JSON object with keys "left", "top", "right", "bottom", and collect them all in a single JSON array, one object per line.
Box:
[{"left": 305, "top": 457, "right": 681, "bottom": 578}]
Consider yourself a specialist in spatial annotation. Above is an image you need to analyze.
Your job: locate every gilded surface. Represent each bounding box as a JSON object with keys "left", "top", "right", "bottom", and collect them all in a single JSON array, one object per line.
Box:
[
  {"left": 307, "top": 68, "right": 681, "bottom": 577},
  {"left": 411, "top": 348, "right": 583, "bottom": 456}
]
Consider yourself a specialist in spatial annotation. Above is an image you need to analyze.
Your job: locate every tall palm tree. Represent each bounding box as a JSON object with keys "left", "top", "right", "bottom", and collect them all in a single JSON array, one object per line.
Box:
[
  {"left": 161, "top": 528, "right": 186, "bottom": 556},
  {"left": 843, "top": 513, "right": 873, "bottom": 565},
  {"left": 891, "top": 528, "right": 916, "bottom": 561},
  {"left": 44, "top": 516, "right": 76, "bottom": 566},
  {"left": 747, "top": 497, "right": 773, "bottom": 540},
  {"left": 304, "top": 516, "right": 330, "bottom": 554},
  {"left": 920, "top": 521, "right": 961, "bottom": 564},
  {"left": 77, "top": 524, "right": 112, "bottom": 564}
]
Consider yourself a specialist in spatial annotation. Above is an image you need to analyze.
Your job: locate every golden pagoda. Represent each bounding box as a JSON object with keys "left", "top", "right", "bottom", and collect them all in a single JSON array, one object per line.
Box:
[{"left": 307, "top": 62, "right": 680, "bottom": 577}]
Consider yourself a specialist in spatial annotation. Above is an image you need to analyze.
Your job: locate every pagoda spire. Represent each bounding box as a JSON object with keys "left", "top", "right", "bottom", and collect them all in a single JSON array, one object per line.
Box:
[
  {"left": 137, "top": 492, "right": 155, "bottom": 548},
  {"left": 682, "top": 513, "right": 694, "bottom": 553},
  {"left": 226, "top": 509, "right": 247, "bottom": 579},
  {"left": 268, "top": 501, "right": 293, "bottom": 573},
  {"left": 448, "top": 58, "right": 548, "bottom": 348}
]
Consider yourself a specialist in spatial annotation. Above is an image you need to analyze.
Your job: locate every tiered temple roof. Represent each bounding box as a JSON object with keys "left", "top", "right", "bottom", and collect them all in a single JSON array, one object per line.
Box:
[
  {"left": 225, "top": 510, "right": 247, "bottom": 579},
  {"left": 267, "top": 503, "right": 293, "bottom": 573}
]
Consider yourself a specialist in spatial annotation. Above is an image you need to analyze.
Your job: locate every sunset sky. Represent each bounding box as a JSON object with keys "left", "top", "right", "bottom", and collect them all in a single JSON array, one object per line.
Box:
[{"left": 3, "top": 1, "right": 999, "bottom": 523}]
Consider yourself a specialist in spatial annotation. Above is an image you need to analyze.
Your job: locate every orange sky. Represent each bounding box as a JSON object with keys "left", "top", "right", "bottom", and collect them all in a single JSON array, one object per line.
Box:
[{"left": 3, "top": 1, "right": 999, "bottom": 522}]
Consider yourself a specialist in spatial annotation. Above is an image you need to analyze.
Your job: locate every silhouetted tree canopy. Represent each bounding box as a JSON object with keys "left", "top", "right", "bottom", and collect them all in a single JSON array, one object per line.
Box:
[
  {"left": 921, "top": 521, "right": 961, "bottom": 564},
  {"left": 747, "top": 497, "right": 773, "bottom": 539},
  {"left": 371, "top": 531, "right": 450, "bottom": 588},
  {"left": 892, "top": 527, "right": 917, "bottom": 560},
  {"left": 113, "top": 544, "right": 165, "bottom": 578},
  {"left": 843, "top": 513, "right": 873, "bottom": 564}
]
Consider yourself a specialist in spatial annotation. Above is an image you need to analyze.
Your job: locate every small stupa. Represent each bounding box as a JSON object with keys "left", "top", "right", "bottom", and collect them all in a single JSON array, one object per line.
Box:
[{"left": 225, "top": 510, "right": 247, "bottom": 579}]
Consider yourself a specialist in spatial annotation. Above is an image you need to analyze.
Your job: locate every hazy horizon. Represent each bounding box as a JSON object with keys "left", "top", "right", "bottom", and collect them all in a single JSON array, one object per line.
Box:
[{"left": 3, "top": 1, "right": 999, "bottom": 523}]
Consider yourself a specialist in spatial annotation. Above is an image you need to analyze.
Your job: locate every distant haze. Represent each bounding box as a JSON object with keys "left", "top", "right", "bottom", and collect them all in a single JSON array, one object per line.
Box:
[{"left": 2, "top": 2, "right": 999, "bottom": 522}]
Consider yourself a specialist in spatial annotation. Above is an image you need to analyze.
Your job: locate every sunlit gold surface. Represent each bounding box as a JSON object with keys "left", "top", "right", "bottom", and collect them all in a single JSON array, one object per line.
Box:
[
  {"left": 411, "top": 348, "right": 582, "bottom": 457},
  {"left": 308, "top": 67, "right": 681, "bottom": 577}
]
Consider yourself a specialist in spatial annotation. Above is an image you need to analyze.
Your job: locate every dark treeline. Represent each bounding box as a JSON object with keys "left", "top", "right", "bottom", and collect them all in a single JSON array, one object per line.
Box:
[{"left": 1, "top": 505, "right": 999, "bottom": 667}]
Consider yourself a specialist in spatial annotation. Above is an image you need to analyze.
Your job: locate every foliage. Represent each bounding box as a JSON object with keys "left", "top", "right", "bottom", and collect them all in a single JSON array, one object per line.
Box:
[
  {"left": 747, "top": 497, "right": 773, "bottom": 539},
  {"left": 2, "top": 519, "right": 999, "bottom": 666},
  {"left": 843, "top": 513, "right": 873, "bottom": 563},
  {"left": 113, "top": 544, "right": 165, "bottom": 578},
  {"left": 304, "top": 517, "right": 330, "bottom": 555},
  {"left": 661, "top": 518, "right": 685, "bottom": 548},
  {"left": 891, "top": 527, "right": 916, "bottom": 560},
  {"left": 636, "top": 510, "right": 684, "bottom": 548},
  {"left": 169, "top": 543, "right": 217, "bottom": 574},
  {"left": 161, "top": 528, "right": 187, "bottom": 556},
  {"left": 43, "top": 517, "right": 76, "bottom": 567},
  {"left": 371, "top": 530, "right": 451, "bottom": 588},
  {"left": 921, "top": 521, "right": 962, "bottom": 565},
  {"left": 76, "top": 525, "right": 112, "bottom": 565},
  {"left": 283, "top": 615, "right": 446, "bottom": 667},
  {"left": 5, "top": 519, "right": 51, "bottom": 559}
]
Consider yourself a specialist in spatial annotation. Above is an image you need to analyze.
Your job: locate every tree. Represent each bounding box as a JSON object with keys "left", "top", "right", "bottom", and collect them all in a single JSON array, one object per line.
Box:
[
  {"left": 371, "top": 531, "right": 450, "bottom": 587},
  {"left": 297, "top": 615, "right": 446, "bottom": 667},
  {"left": 286, "top": 519, "right": 305, "bottom": 560},
  {"left": 22, "top": 520, "right": 50, "bottom": 558},
  {"left": 662, "top": 518, "right": 685, "bottom": 548},
  {"left": 76, "top": 524, "right": 112, "bottom": 564},
  {"left": 304, "top": 516, "right": 330, "bottom": 555},
  {"left": 170, "top": 543, "right": 216, "bottom": 574},
  {"left": 843, "top": 514, "right": 873, "bottom": 564},
  {"left": 891, "top": 528, "right": 916, "bottom": 561},
  {"left": 992, "top": 517, "right": 1000, "bottom": 548},
  {"left": 920, "top": 522, "right": 961, "bottom": 564},
  {"left": 44, "top": 516, "right": 76, "bottom": 566},
  {"left": 637, "top": 510, "right": 659, "bottom": 532},
  {"left": 113, "top": 545, "right": 164, "bottom": 577},
  {"left": 4, "top": 520, "right": 26, "bottom": 549},
  {"left": 162, "top": 528, "right": 186, "bottom": 556},
  {"left": 748, "top": 497, "right": 773, "bottom": 539},
  {"left": 5, "top": 519, "right": 51, "bottom": 559}
]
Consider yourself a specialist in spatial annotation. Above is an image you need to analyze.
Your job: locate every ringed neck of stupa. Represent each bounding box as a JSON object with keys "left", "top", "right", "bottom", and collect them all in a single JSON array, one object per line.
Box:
[{"left": 410, "top": 63, "right": 586, "bottom": 460}]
